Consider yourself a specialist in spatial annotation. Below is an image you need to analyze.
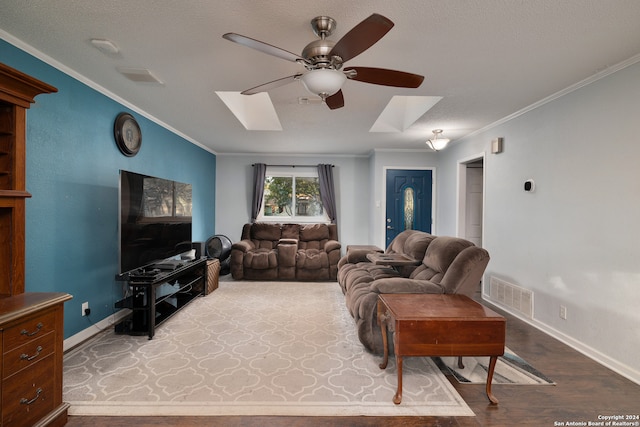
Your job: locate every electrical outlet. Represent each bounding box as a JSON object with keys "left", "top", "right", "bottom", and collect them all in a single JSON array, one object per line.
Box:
[
  {"left": 82, "top": 301, "right": 90, "bottom": 316},
  {"left": 560, "top": 305, "right": 567, "bottom": 320}
]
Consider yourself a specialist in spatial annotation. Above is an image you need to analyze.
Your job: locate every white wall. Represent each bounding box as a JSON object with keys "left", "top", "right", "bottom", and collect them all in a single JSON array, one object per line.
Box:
[
  {"left": 215, "top": 154, "right": 370, "bottom": 251},
  {"left": 438, "top": 60, "right": 640, "bottom": 384}
]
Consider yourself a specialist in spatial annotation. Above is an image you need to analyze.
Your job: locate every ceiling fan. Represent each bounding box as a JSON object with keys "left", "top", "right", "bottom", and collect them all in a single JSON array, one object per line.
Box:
[{"left": 223, "top": 13, "right": 425, "bottom": 109}]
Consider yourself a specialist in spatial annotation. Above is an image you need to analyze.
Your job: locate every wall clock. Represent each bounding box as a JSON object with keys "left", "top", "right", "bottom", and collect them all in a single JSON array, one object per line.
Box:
[{"left": 114, "top": 112, "right": 142, "bottom": 156}]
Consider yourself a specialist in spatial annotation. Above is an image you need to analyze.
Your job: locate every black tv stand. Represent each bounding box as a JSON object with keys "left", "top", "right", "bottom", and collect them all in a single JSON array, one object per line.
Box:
[{"left": 114, "top": 258, "right": 206, "bottom": 339}]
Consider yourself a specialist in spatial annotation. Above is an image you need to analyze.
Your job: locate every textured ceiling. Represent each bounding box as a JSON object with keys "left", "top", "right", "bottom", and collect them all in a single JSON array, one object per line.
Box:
[{"left": 2, "top": 0, "right": 640, "bottom": 155}]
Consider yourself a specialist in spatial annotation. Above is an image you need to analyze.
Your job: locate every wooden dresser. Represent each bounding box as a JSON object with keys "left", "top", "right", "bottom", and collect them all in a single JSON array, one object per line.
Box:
[
  {"left": 0, "top": 63, "right": 70, "bottom": 426},
  {"left": 1, "top": 293, "right": 72, "bottom": 426}
]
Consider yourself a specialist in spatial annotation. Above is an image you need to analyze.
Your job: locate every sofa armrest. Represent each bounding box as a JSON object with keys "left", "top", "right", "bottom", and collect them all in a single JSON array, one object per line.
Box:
[
  {"left": 370, "top": 277, "right": 444, "bottom": 294},
  {"left": 324, "top": 239, "right": 341, "bottom": 253},
  {"left": 277, "top": 238, "right": 298, "bottom": 267},
  {"left": 231, "top": 240, "right": 255, "bottom": 253},
  {"left": 343, "top": 246, "right": 382, "bottom": 263}
]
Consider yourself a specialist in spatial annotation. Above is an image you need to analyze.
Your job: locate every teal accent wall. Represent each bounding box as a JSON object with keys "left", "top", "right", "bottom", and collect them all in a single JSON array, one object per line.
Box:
[{"left": 1, "top": 40, "right": 216, "bottom": 338}]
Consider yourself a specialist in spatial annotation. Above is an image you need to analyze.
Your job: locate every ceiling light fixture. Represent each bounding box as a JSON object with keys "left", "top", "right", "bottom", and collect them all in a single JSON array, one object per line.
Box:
[
  {"left": 426, "top": 129, "right": 450, "bottom": 151},
  {"left": 300, "top": 69, "right": 346, "bottom": 100}
]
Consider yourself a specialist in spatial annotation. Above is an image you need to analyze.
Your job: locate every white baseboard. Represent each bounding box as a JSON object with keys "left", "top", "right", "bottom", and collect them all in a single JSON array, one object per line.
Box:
[
  {"left": 63, "top": 310, "right": 131, "bottom": 352},
  {"left": 482, "top": 296, "right": 640, "bottom": 386}
]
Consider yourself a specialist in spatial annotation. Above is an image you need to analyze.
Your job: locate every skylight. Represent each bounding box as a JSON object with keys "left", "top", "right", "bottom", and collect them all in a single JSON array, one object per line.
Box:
[
  {"left": 215, "top": 91, "right": 282, "bottom": 131},
  {"left": 369, "top": 96, "right": 442, "bottom": 132}
]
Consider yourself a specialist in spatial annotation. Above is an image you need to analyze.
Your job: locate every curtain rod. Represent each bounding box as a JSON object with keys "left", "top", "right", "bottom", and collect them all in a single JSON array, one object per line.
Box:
[{"left": 251, "top": 164, "right": 334, "bottom": 168}]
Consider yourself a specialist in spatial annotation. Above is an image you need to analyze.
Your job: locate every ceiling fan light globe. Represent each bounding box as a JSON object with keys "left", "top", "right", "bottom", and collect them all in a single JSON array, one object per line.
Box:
[{"left": 301, "top": 69, "right": 346, "bottom": 98}]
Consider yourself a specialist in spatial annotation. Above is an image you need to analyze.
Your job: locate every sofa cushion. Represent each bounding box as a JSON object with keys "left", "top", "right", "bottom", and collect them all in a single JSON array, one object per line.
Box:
[
  {"left": 403, "top": 232, "right": 435, "bottom": 260},
  {"left": 299, "top": 223, "right": 330, "bottom": 241},
  {"left": 423, "top": 237, "right": 474, "bottom": 272},
  {"left": 243, "top": 248, "right": 278, "bottom": 269},
  {"left": 387, "top": 230, "right": 416, "bottom": 254},
  {"left": 296, "top": 249, "right": 329, "bottom": 270},
  {"left": 410, "top": 236, "right": 474, "bottom": 283},
  {"left": 251, "top": 223, "right": 282, "bottom": 241},
  {"left": 281, "top": 223, "right": 300, "bottom": 239}
]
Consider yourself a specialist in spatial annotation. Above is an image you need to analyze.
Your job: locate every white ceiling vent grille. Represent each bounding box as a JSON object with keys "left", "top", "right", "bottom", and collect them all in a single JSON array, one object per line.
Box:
[{"left": 117, "top": 67, "right": 163, "bottom": 84}]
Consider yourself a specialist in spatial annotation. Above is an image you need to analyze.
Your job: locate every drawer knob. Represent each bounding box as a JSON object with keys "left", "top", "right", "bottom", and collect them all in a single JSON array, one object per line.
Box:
[
  {"left": 20, "top": 345, "right": 43, "bottom": 361},
  {"left": 20, "top": 322, "right": 43, "bottom": 337},
  {"left": 20, "top": 388, "right": 43, "bottom": 406}
]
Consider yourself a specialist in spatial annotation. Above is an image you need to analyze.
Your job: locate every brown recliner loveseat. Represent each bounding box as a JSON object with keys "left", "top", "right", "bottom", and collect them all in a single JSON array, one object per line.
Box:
[
  {"left": 230, "top": 222, "right": 341, "bottom": 281},
  {"left": 337, "top": 230, "right": 490, "bottom": 354}
]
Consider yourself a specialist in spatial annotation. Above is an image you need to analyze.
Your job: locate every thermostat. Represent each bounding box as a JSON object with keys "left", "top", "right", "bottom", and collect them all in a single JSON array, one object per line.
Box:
[
  {"left": 491, "top": 137, "right": 503, "bottom": 154},
  {"left": 524, "top": 179, "right": 535, "bottom": 192}
]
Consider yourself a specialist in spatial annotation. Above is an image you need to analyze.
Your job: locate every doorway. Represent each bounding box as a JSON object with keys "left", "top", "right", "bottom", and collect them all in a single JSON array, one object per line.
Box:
[
  {"left": 385, "top": 169, "right": 433, "bottom": 246},
  {"left": 457, "top": 155, "right": 485, "bottom": 247}
]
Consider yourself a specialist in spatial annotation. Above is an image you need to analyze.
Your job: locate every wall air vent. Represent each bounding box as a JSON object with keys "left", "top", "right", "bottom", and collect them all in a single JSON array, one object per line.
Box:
[{"left": 489, "top": 276, "right": 533, "bottom": 318}]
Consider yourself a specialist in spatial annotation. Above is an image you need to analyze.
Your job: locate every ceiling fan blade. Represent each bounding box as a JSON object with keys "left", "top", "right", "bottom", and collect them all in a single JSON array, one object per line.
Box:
[
  {"left": 325, "top": 90, "right": 344, "bottom": 110},
  {"left": 330, "top": 14, "right": 394, "bottom": 63},
  {"left": 344, "top": 67, "right": 424, "bottom": 88},
  {"left": 241, "top": 74, "right": 302, "bottom": 95},
  {"left": 223, "top": 33, "right": 308, "bottom": 64}
]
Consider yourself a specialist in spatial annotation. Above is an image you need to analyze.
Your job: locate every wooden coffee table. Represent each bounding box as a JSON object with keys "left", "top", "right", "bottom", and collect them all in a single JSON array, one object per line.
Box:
[{"left": 377, "top": 293, "right": 506, "bottom": 405}]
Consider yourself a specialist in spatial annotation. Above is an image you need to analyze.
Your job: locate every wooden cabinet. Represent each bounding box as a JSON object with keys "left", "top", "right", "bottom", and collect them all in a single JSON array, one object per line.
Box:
[
  {"left": 1, "top": 293, "right": 72, "bottom": 426},
  {"left": 0, "top": 62, "right": 57, "bottom": 297},
  {"left": 0, "top": 63, "right": 70, "bottom": 426}
]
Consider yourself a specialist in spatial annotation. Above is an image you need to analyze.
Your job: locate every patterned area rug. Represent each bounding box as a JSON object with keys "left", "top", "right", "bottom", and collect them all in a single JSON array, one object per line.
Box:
[
  {"left": 435, "top": 348, "right": 555, "bottom": 385},
  {"left": 63, "top": 280, "right": 473, "bottom": 417}
]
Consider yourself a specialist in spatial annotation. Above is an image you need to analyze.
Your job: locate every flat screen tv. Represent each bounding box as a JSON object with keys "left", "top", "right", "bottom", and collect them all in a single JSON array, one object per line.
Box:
[{"left": 119, "top": 170, "right": 193, "bottom": 274}]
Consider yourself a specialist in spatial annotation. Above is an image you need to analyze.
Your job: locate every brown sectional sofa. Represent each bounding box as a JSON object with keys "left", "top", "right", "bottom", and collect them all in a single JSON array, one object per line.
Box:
[
  {"left": 337, "top": 230, "right": 490, "bottom": 354},
  {"left": 230, "top": 222, "right": 341, "bottom": 281}
]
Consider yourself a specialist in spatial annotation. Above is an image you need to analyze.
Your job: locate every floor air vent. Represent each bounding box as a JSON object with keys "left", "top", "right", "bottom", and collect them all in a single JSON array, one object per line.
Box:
[{"left": 489, "top": 276, "right": 533, "bottom": 318}]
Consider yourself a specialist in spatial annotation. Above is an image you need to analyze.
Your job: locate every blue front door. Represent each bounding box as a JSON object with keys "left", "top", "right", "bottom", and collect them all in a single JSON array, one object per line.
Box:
[{"left": 385, "top": 169, "right": 433, "bottom": 246}]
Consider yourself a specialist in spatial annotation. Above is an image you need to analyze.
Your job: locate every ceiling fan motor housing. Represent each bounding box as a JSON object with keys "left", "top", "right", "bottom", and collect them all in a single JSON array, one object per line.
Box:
[
  {"left": 302, "top": 16, "right": 344, "bottom": 69},
  {"left": 302, "top": 39, "right": 337, "bottom": 68}
]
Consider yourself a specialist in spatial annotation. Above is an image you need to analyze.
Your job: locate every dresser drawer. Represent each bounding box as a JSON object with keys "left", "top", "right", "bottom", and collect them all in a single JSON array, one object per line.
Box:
[
  {"left": 3, "top": 331, "right": 55, "bottom": 379},
  {"left": 2, "top": 353, "right": 55, "bottom": 426},
  {"left": 2, "top": 308, "right": 56, "bottom": 351}
]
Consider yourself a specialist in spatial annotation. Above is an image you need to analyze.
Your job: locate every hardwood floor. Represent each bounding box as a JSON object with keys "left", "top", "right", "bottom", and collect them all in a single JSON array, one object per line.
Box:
[{"left": 65, "top": 299, "right": 640, "bottom": 427}]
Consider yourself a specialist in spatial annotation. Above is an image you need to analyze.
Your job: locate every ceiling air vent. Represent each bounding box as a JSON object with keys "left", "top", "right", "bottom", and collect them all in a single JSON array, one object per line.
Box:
[
  {"left": 297, "top": 97, "right": 323, "bottom": 105},
  {"left": 117, "top": 67, "right": 163, "bottom": 84}
]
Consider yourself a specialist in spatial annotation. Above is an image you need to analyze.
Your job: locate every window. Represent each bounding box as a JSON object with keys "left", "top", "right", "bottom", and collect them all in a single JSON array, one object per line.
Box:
[
  {"left": 258, "top": 167, "right": 328, "bottom": 223},
  {"left": 403, "top": 186, "right": 415, "bottom": 230},
  {"left": 141, "top": 178, "right": 192, "bottom": 220}
]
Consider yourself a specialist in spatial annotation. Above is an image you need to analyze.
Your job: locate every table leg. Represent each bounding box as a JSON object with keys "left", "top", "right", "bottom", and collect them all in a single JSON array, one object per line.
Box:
[
  {"left": 393, "top": 355, "right": 403, "bottom": 404},
  {"left": 486, "top": 355, "right": 499, "bottom": 404},
  {"left": 379, "top": 316, "right": 389, "bottom": 369}
]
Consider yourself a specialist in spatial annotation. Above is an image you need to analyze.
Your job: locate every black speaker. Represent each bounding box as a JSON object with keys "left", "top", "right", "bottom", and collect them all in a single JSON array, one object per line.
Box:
[{"left": 191, "top": 241, "right": 206, "bottom": 259}]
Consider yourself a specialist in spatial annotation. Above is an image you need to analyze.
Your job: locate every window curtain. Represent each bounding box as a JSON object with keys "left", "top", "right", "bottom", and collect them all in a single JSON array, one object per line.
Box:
[
  {"left": 251, "top": 163, "right": 267, "bottom": 222},
  {"left": 317, "top": 164, "right": 337, "bottom": 224}
]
